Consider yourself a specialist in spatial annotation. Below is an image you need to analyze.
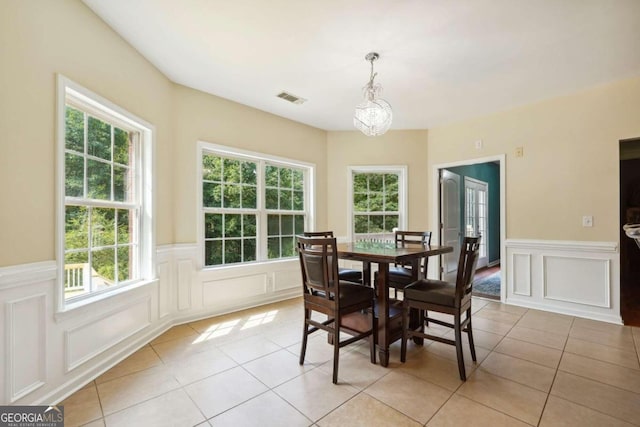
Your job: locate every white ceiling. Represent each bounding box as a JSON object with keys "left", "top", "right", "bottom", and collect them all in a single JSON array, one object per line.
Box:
[{"left": 84, "top": 0, "right": 640, "bottom": 131}]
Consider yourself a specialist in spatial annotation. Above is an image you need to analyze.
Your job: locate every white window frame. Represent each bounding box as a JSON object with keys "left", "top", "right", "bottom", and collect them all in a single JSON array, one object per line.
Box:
[
  {"left": 197, "top": 141, "right": 315, "bottom": 269},
  {"left": 347, "top": 165, "right": 408, "bottom": 240},
  {"left": 56, "top": 75, "right": 155, "bottom": 312}
]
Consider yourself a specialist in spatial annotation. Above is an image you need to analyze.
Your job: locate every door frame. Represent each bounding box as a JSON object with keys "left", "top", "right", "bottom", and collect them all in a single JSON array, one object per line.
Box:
[{"left": 431, "top": 154, "right": 507, "bottom": 302}]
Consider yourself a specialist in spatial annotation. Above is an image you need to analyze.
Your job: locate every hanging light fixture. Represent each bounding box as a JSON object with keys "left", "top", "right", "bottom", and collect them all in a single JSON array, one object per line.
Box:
[{"left": 353, "top": 52, "right": 393, "bottom": 136}]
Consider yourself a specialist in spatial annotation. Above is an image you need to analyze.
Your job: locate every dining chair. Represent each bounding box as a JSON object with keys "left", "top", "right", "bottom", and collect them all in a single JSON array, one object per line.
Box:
[
  {"left": 303, "top": 231, "right": 363, "bottom": 283},
  {"left": 297, "top": 236, "right": 377, "bottom": 384},
  {"left": 400, "top": 236, "right": 481, "bottom": 381},
  {"left": 375, "top": 230, "right": 432, "bottom": 298}
]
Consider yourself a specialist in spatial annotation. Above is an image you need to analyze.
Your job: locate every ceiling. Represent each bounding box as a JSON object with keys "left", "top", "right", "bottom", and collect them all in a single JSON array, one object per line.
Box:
[{"left": 83, "top": 0, "right": 640, "bottom": 131}]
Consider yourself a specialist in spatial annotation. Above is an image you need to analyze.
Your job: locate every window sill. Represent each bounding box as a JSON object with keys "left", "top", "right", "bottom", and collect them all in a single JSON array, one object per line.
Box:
[
  {"left": 201, "top": 257, "right": 298, "bottom": 273},
  {"left": 55, "top": 278, "right": 158, "bottom": 323}
]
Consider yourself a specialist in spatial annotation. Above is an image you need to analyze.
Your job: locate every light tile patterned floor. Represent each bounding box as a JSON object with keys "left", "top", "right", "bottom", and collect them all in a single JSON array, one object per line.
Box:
[{"left": 61, "top": 297, "right": 640, "bottom": 426}]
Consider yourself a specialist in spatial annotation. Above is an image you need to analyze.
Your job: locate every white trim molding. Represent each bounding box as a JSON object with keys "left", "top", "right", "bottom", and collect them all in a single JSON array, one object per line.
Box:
[{"left": 506, "top": 239, "right": 621, "bottom": 324}]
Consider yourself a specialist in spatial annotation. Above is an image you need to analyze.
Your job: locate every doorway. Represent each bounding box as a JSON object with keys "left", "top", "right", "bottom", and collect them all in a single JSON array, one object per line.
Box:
[
  {"left": 432, "top": 155, "right": 506, "bottom": 301},
  {"left": 620, "top": 138, "right": 640, "bottom": 326}
]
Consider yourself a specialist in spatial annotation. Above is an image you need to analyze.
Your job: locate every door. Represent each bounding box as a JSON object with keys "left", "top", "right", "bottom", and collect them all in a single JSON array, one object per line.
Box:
[
  {"left": 441, "top": 170, "right": 461, "bottom": 281},
  {"left": 464, "top": 177, "right": 489, "bottom": 268}
]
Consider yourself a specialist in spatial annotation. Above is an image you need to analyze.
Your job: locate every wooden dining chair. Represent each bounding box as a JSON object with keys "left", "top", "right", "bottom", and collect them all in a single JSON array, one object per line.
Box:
[
  {"left": 303, "top": 231, "right": 363, "bottom": 283},
  {"left": 297, "top": 236, "right": 377, "bottom": 384},
  {"left": 400, "top": 236, "right": 481, "bottom": 381},
  {"left": 375, "top": 230, "right": 432, "bottom": 298}
]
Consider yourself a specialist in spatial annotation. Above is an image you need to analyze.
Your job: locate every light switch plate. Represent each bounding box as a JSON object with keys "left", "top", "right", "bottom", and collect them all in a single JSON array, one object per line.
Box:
[{"left": 582, "top": 215, "right": 593, "bottom": 227}]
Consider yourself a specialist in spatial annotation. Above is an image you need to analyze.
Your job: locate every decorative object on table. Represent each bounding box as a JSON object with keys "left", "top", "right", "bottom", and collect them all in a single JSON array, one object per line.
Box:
[
  {"left": 400, "top": 236, "right": 481, "bottom": 381},
  {"left": 353, "top": 52, "right": 393, "bottom": 136},
  {"left": 296, "top": 236, "right": 377, "bottom": 384}
]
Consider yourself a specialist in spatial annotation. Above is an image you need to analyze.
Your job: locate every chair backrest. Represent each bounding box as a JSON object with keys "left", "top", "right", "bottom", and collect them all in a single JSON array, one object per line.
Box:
[
  {"left": 455, "top": 236, "right": 482, "bottom": 304},
  {"left": 303, "top": 231, "right": 334, "bottom": 238},
  {"left": 296, "top": 236, "right": 340, "bottom": 301},
  {"left": 394, "top": 230, "right": 432, "bottom": 271}
]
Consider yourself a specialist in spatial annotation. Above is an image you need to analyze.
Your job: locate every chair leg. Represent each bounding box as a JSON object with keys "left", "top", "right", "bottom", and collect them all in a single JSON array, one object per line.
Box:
[
  {"left": 332, "top": 322, "right": 340, "bottom": 384},
  {"left": 299, "top": 309, "right": 310, "bottom": 365},
  {"left": 466, "top": 308, "right": 477, "bottom": 362},
  {"left": 369, "top": 311, "right": 377, "bottom": 364},
  {"left": 454, "top": 314, "right": 466, "bottom": 381},
  {"left": 400, "top": 301, "right": 409, "bottom": 363}
]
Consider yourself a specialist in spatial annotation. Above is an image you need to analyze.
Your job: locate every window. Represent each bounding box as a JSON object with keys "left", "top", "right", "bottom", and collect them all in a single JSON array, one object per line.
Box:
[
  {"left": 57, "top": 76, "right": 154, "bottom": 306},
  {"left": 349, "top": 166, "right": 407, "bottom": 240},
  {"left": 200, "top": 143, "right": 313, "bottom": 267}
]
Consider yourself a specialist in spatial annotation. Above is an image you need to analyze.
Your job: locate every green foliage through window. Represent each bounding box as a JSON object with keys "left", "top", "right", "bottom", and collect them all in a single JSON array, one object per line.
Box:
[{"left": 353, "top": 171, "right": 401, "bottom": 238}]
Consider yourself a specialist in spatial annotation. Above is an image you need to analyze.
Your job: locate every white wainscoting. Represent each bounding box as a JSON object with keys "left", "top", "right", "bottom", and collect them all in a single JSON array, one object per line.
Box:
[
  {"left": 505, "top": 239, "right": 620, "bottom": 324},
  {"left": 0, "top": 244, "right": 303, "bottom": 405}
]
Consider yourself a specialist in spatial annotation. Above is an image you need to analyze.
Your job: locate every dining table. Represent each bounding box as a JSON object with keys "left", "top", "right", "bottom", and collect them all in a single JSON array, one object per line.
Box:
[{"left": 337, "top": 241, "right": 453, "bottom": 366}]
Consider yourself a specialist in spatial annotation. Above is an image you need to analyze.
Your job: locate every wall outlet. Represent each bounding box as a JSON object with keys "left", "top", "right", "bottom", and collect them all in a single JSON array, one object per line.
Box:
[
  {"left": 582, "top": 215, "right": 593, "bottom": 227},
  {"left": 515, "top": 147, "right": 524, "bottom": 157},
  {"left": 475, "top": 139, "right": 483, "bottom": 149}
]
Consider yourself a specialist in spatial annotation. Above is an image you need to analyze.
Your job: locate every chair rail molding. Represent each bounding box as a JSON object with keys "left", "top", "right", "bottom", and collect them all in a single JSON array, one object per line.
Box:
[{"left": 505, "top": 239, "right": 621, "bottom": 324}]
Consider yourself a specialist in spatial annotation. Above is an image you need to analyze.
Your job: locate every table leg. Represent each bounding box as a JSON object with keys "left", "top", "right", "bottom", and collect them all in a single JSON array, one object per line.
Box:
[
  {"left": 362, "top": 261, "right": 371, "bottom": 287},
  {"left": 376, "top": 262, "right": 390, "bottom": 367}
]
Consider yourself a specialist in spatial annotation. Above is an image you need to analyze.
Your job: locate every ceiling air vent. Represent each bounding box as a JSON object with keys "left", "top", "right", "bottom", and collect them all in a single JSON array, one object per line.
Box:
[{"left": 277, "top": 91, "right": 307, "bottom": 105}]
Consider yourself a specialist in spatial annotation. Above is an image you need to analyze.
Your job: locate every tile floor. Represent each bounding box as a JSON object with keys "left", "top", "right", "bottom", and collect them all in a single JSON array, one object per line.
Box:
[{"left": 61, "top": 297, "right": 640, "bottom": 426}]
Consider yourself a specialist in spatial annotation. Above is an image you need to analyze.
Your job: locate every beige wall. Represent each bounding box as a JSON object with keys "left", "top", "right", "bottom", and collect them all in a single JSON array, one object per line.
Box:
[
  {"left": 172, "top": 85, "right": 327, "bottom": 243},
  {"left": 326, "top": 130, "right": 429, "bottom": 238},
  {"left": 0, "top": 0, "right": 174, "bottom": 266},
  {"left": 428, "top": 77, "right": 640, "bottom": 241},
  {"left": 0, "top": 0, "right": 328, "bottom": 266}
]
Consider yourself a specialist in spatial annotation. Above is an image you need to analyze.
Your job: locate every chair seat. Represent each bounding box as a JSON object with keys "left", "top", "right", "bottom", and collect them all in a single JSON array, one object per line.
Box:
[
  {"left": 338, "top": 267, "right": 362, "bottom": 283},
  {"left": 312, "top": 282, "right": 375, "bottom": 307},
  {"left": 404, "top": 279, "right": 456, "bottom": 307},
  {"left": 375, "top": 266, "right": 414, "bottom": 288}
]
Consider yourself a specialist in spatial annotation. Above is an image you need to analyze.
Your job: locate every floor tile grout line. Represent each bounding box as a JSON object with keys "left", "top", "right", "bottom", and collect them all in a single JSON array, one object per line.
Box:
[{"left": 546, "top": 394, "right": 640, "bottom": 427}]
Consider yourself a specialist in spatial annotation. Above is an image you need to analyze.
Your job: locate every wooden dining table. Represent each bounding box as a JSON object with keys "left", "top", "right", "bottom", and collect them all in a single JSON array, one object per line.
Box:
[{"left": 337, "top": 241, "right": 453, "bottom": 366}]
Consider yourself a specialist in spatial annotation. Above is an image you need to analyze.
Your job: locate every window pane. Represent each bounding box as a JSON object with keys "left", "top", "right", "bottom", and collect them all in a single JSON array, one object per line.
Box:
[
  {"left": 281, "top": 215, "right": 294, "bottom": 235},
  {"left": 241, "top": 185, "right": 257, "bottom": 209},
  {"left": 117, "top": 209, "right": 131, "bottom": 244},
  {"left": 223, "top": 184, "right": 241, "bottom": 208},
  {"left": 223, "top": 158, "right": 241, "bottom": 183},
  {"left": 265, "top": 188, "right": 278, "bottom": 209},
  {"left": 386, "top": 192, "right": 398, "bottom": 211},
  {"left": 353, "top": 173, "right": 367, "bottom": 192},
  {"left": 92, "top": 208, "right": 115, "bottom": 247},
  {"left": 244, "top": 238, "right": 256, "bottom": 262},
  {"left": 370, "top": 215, "right": 384, "bottom": 232},
  {"left": 87, "top": 158, "right": 111, "bottom": 200},
  {"left": 113, "top": 165, "right": 130, "bottom": 202},
  {"left": 279, "top": 168, "right": 292, "bottom": 189},
  {"left": 293, "top": 169, "right": 303, "bottom": 190},
  {"left": 241, "top": 161, "right": 257, "bottom": 185},
  {"left": 282, "top": 236, "right": 295, "bottom": 257},
  {"left": 354, "top": 215, "right": 368, "bottom": 234},
  {"left": 243, "top": 214, "right": 257, "bottom": 236},
  {"left": 203, "top": 182, "right": 222, "bottom": 207},
  {"left": 65, "top": 206, "right": 88, "bottom": 250},
  {"left": 293, "top": 191, "right": 304, "bottom": 210},
  {"left": 385, "top": 215, "right": 398, "bottom": 231},
  {"left": 205, "top": 240, "right": 223, "bottom": 266},
  {"left": 64, "top": 251, "right": 88, "bottom": 297},
  {"left": 202, "top": 154, "right": 222, "bottom": 181},
  {"left": 65, "top": 107, "right": 84, "bottom": 152},
  {"left": 225, "top": 239, "right": 242, "bottom": 264},
  {"left": 205, "top": 213, "right": 223, "bottom": 238},
  {"left": 113, "top": 127, "right": 129, "bottom": 165},
  {"left": 267, "top": 237, "right": 280, "bottom": 259},
  {"left": 265, "top": 165, "right": 278, "bottom": 186},
  {"left": 117, "top": 246, "right": 131, "bottom": 282},
  {"left": 224, "top": 214, "right": 241, "bottom": 237},
  {"left": 353, "top": 193, "right": 367, "bottom": 212},
  {"left": 369, "top": 192, "right": 384, "bottom": 212},
  {"left": 294, "top": 215, "right": 305, "bottom": 234},
  {"left": 385, "top": 174, "right": 398, "bottom": 192},
  {"left": 87, "top": 116, "right": 111, "bottom": 160},
  {"left": 65, "top": 153, "right": 84, "bottom": 197},
  {"left": 267, "top": 215, "right": 280, "bottom": 236},
  {"left": 92, "top": 247, "right": 116, "bottom": 285},
  {"left": 279, "top": 189, "right": 292, "bottom": 210},
  {"left": 369, "top": 174, "right": 383, "bottom": 190}
]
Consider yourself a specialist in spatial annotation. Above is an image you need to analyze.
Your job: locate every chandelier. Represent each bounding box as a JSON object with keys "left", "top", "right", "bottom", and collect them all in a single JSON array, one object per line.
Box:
[{"left": 353, "top": 52, "right": 393, "bottom": 136}]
